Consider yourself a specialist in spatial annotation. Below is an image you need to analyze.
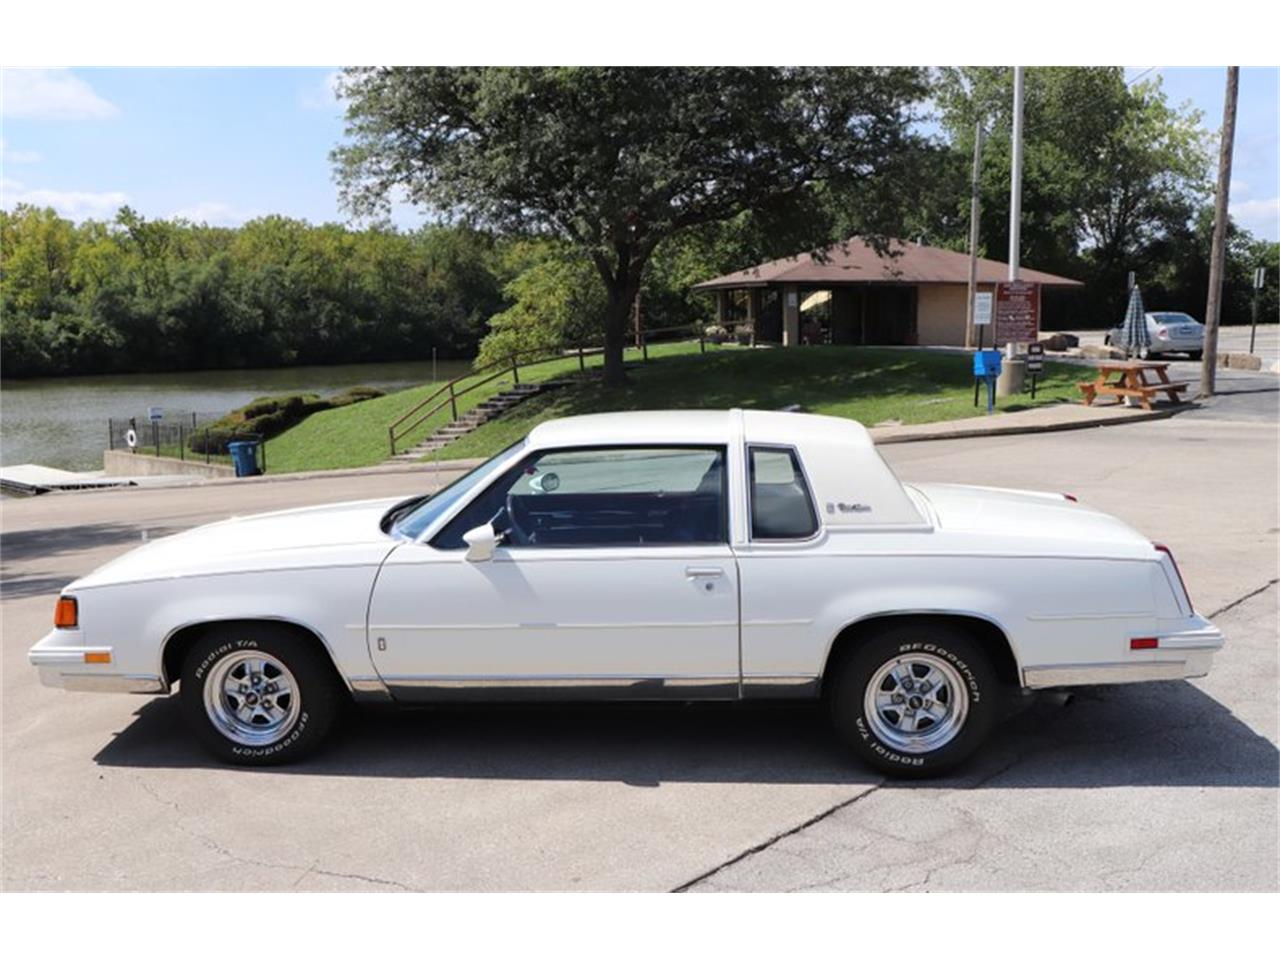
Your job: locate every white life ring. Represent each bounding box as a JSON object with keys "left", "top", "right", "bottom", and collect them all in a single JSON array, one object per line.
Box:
[{"left": 125, "top": 428, "right": 138, "bottom": 449}]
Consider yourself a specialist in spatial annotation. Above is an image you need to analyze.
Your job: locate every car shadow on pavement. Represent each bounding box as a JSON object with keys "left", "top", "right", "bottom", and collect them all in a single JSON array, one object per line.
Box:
[{"left": 93, "top": 678, "right": 1277, "bottom": 789}]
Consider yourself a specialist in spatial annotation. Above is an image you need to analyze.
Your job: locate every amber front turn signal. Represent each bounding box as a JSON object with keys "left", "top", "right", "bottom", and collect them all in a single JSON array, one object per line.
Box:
[{"left": 54, "top": 596, "right": 78, "bottom": 629}]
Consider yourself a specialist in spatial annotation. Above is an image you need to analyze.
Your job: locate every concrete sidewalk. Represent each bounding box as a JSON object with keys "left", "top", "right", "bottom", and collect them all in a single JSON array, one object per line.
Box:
[{"left": 870, "top": 399, "right": 1185, "bottom": 444}]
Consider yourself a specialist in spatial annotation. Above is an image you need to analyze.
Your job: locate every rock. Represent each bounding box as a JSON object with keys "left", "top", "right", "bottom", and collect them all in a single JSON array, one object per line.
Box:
[
  {"left": 1038, "top": 333, "right": 1078, "bottom": 351},
  {"left": 1226, "top": 352, "right": 1263, "bottom": 371},
  {"left": 1080, "top": 344, "right": 1125, "bottom": 360}
]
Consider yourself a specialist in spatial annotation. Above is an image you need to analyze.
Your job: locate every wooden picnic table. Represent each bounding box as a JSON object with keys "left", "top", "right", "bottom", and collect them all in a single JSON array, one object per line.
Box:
[{"left": 1077, "top": 361, "right": 1190, "bottom": 411}]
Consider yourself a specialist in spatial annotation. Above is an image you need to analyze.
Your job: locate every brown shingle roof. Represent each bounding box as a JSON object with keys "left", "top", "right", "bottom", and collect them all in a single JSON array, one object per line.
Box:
[{"left": 692, "top": 237, "right": 1083, "bottom": 290}]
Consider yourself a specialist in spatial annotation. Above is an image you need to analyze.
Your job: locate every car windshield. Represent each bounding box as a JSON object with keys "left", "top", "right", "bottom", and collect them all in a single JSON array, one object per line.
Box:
[
  {"left": 1151, "top": 313, "right": 1198, "bottom": 324},
  {"left": 388, "top": 439, "right": 527, "bottom": 540}
]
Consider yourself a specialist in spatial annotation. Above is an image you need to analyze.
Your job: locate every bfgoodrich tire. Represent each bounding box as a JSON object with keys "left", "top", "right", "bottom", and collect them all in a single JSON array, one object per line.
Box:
[
  {"left": 827, "top": 622, "right": 1001, "bottom": 779},
  {"left": 180, "top": 624, "right": 343, "bottom": 765}
]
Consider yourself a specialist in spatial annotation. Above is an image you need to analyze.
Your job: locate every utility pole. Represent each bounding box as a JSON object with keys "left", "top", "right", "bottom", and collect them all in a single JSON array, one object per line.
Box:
[
  {"left": 1201, "top": 66, "right": 1239, "bottom": 398},
  {"left": 964, "top": 121, "right": 985, "bottom": 350},
  {"left": 1008, "top": 66, "right": 1025, "bottom": 283}
]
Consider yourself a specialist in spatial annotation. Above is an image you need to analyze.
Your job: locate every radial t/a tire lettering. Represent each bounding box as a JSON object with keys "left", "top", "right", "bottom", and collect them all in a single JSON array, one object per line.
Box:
[
  {"left": 179, "top": 624, "right": 343, "bottom": 765},
  {"left": 826, "top": 621, "right": 1002, "bottom": 778}
]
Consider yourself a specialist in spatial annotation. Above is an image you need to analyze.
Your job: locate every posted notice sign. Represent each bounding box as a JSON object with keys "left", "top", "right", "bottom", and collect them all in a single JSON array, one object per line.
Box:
[
  {"left": 994, "top": 281, "right": 1040, "bottom": 345},
  {"left": 973, "top": 291, "right": 993, "bottom": 326}
]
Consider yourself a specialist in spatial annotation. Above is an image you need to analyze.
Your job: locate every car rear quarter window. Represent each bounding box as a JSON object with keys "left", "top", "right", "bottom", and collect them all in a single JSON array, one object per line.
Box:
[{"left": 748, "top": 446, "right": 819, "bottom": 540}]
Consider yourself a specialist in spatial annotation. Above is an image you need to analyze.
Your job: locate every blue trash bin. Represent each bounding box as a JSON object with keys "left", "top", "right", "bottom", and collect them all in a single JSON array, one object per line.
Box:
[{"left": 227, "top": 440, "right": 261, "bottom": 478}]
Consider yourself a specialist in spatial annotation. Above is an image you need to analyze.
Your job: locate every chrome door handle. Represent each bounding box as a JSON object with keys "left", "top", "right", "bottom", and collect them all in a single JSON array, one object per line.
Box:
[{"left": 685, "top": 566, "right": 724, "bottom": 579}]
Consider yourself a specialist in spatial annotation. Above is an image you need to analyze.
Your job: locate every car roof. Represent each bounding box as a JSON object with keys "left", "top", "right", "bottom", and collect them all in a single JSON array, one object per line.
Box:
[{"left": 525, "top": 409, "right": 874, "bottom": 449}]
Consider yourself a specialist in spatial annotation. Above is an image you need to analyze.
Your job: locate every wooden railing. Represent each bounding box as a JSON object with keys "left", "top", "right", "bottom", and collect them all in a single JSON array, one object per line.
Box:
[{"left": 387, "top": 324, "right": 706, "bottom": 455}]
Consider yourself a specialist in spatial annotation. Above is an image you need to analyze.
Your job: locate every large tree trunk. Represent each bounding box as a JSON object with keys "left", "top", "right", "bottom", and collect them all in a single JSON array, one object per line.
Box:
[{"left": 602, "top": 274, "right": 640, "bottom": 388}]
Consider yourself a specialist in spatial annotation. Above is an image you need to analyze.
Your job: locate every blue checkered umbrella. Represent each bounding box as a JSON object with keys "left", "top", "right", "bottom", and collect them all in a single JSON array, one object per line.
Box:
[{"left": 1119, "top": 285, "right": 1150, "bottom": 358}]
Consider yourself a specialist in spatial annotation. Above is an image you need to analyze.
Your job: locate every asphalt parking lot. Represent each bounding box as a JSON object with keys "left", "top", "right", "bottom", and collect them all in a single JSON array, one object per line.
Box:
[{"left": 2, "top": 367, "right": 1276, "bottom": 891}]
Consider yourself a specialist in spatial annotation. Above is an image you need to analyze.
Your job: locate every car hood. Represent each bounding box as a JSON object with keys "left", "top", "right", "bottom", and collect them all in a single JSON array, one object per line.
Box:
[
  {"left": 73, "top": 498, "right": 403, "bottom": 589},
  {"left": 907, "top": 483, "right": 1156, "bottom": 560}
]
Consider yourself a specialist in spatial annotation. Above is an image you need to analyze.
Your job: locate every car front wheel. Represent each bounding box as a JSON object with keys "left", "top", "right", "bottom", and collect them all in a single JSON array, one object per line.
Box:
[
  {"left": 827, "top": 622, "right": 1001, "bottom": 778},
  {"left": 180, "top": 625, "right": 343, "bottom": 765}
]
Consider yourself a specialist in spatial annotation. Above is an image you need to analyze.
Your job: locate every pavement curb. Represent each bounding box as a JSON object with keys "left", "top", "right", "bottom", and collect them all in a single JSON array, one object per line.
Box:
[{"left": 871, "top": 403, "right": 1189, "bottom": 445}]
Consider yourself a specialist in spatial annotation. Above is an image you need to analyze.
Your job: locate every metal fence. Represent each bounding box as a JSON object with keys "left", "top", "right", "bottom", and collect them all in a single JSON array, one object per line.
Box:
[{"left": 106, "top": 412, "right": 266, "bottom": 471}]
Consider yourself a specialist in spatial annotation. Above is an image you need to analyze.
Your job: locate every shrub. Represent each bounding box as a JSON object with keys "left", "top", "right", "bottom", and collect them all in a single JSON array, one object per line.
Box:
[
  {"left": 189, "top": 385, "right": 385, "bottom": 454},
  {"left": 703, "top": 324, "right": 730, "bottom": 344}
]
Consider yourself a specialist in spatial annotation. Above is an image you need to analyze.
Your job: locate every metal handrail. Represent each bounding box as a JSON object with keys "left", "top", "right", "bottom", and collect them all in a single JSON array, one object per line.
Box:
[{"left": 387, "top": 323, "right": 703, "bottom": 455}]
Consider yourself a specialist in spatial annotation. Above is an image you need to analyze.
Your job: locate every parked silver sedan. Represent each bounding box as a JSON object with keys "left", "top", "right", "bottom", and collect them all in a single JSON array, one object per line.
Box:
[{"left": 1105, "top": 311, "right": 1204, "bottom": 359}]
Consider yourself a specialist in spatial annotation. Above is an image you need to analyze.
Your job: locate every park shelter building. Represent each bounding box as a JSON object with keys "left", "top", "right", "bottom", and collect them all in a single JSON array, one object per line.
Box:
[{"left": 693, "top": 238, "right": 1082, "bottom": 347}]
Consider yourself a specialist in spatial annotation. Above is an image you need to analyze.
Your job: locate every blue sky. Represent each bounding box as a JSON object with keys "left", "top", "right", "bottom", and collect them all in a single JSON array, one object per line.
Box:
[{"left": 2, "top": 66, "right": 1277, "bottom": 240}]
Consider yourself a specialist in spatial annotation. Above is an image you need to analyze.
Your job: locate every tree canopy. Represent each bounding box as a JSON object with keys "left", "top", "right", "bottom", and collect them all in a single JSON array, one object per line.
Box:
[{"left": 333, "top": 66, "right": 930, "bottom": 383}]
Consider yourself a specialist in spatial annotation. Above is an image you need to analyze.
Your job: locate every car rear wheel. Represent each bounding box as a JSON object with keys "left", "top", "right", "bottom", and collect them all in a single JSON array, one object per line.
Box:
[
  {"left": 827, "top": 622, "right": 1001, "bottom": 778},
  {"left": 180, "top": 624, "right": 343, "bottom": 765}
]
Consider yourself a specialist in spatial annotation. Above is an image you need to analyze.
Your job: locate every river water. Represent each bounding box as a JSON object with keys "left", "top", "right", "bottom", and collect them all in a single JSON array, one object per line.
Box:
[{"left": 0, "top": 359, "right": 472, "bottom": 472}]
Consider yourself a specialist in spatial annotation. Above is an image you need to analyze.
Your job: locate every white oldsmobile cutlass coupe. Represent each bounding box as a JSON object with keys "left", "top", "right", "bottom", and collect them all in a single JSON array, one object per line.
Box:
[{"left": 30, "top": 410, "right": 1223, "bottom": 776}]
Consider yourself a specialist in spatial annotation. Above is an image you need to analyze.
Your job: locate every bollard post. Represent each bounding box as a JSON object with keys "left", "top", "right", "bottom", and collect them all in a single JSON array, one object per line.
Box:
[
  {"left": 389, "top": 426, "right": 396, "bottom": 457},
  {"left": 108, "top": 418, "right": 114, "bottom": 451},
  {"left": 449, "top": 382, "right": 458, "bottom": 421},
  {"left": 179, "top": 425, "right": 185, "bottom": 460},
  {"left": 511, "top": 356, "right": 520, "bottom": 385},
  {"left": 642, "top": 334, "right": 649, "bottom": 363},
  {"left": 578, "top": 344, "right": 585, "bottom": 372},
  {"left": 699, "top": 335, "right": 706, "bottom": 355},
  {"left": 205, "top": 430, "right": 210, "bottom": 464}
]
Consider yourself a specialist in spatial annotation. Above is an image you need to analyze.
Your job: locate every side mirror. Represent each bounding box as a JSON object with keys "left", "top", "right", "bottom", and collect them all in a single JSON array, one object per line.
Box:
[{"left": 462, "top": 523, "right": 499, "bottom": 562}]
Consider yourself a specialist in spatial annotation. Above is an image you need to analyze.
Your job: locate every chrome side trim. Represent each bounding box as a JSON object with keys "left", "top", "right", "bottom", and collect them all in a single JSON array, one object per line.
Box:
[
  {"left": 741, "top": 675, "right": 821, "bottom": 699},
  {"left": 384, "top": 675, "right": 740, "bottom": 702},
  {"left": 1024, "top": 661, "right": 1198, "bottom": 689},
  {"left": 349, "top": 676, "right": 395, "bottom": 702},
  {"left": 29, "top": 646, "right": 113, "bottom": 666}
]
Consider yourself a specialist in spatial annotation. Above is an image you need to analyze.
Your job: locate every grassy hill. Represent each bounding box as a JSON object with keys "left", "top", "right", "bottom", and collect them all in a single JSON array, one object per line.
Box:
[
  {"left": 263, "top": 340, "right": 716, "bottom": 473},
  {"left": 264, "top": 342, "right": 1082, "bottom": 473}
]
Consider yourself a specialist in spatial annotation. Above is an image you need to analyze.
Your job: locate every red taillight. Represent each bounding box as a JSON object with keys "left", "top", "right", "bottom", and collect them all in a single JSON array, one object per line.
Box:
[
  {"left": 1154, "top": 543, "right": 1193, "bottom": 613},
  {"left": 54, "top": 596, "right": 78, "bottom": 629},
  {"left": 1062, "top": 493, "right": 1078, "bottom": 502},
  {"left": 1130, "top": 637, "right": 1159, "bottom": 650}
]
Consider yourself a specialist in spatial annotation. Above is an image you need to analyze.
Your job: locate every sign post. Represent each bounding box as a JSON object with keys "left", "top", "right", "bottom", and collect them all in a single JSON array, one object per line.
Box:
[
  {"left": 148, "top": 407, "right": 162, "bottom": 458},
  {"left": 972, "top": 291, "right": 993, "bottom": 406},
  {"left": 994, "top": 281, "right": 1040, "bottom": 347},
  {"left": 1251, "top": 267, "right": 1266, "bottom": 355},
  {"left": 1026, "top": 342, "right": 1044, "bottom": 398}
]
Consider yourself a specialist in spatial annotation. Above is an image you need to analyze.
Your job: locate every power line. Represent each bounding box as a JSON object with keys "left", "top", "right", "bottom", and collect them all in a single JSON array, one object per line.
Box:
[{"left": 1126, "top": 67, "right": 1158, "bottom": 86}]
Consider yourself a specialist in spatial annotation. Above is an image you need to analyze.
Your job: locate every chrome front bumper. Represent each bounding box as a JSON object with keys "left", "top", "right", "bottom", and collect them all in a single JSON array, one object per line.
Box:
[
  {"left": 28, "top": 634, "right": 168, "bottom": 694},
  {"left": 1022, "top": 619, "right": 1224, "bottom": 690}
]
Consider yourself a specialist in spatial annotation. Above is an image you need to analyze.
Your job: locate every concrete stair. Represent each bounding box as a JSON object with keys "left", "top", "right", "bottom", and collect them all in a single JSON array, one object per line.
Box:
[{"left": 388, "top": 380, "right": 568, "bottom": 461}]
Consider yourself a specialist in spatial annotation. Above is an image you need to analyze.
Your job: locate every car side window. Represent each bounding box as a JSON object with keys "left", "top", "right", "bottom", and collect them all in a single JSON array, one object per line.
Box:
[
  {"left": 748, "top": 446, "right": 818, "bottom": 540},
  {"left": 432, "top": 446, "right": 727, "bottom": 549}
]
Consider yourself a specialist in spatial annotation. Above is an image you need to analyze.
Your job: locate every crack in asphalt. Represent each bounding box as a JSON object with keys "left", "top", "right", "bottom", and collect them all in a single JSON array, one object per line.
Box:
[
  {"left": 130, "top": 776, "right": 416, "bottom": 891},
  {"left": 669, "top": 784, "right": 885, "bottom": 892},
  {"left": 1207, "top": 578, "right": 1277, "bottom": 619},
  {"left": 674, "top": 580, "right": 1276, "bottom": 893}
]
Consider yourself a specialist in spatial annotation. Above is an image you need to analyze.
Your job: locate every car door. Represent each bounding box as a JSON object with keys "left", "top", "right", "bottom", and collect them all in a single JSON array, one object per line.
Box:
[{"left": 367, "top": 444, "right": 741, "bottom": 700}]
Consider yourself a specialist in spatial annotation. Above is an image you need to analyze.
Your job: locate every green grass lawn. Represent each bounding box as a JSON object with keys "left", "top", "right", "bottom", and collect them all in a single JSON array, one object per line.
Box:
[
  {"left": 263, "top": 339, "right": 716, "bottom": 473},
  {"left": 436, "top": 346, "right": 1084, "bottom": 461},
  {"left": 264, "top": 342, "right": 1082, "bottom": 473}
]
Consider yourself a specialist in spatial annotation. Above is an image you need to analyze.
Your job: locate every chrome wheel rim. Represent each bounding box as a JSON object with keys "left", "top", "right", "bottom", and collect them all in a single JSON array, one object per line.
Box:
[
  {"left": 864, "top": 653, "right": 969, "bottom": 754},
  {"left": 203, "top": 651, "right": 301, "bottom": 747}
]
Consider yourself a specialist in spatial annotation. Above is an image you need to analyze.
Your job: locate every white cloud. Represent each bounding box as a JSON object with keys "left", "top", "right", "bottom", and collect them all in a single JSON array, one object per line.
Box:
[
  {"left": 1, "top": 176, "right": 127, "bottom": 219},
  {"left": 300, "top": 70, "right": 343, "bottom": 111},
  {"left": 0, "top": 138, "right": 41, "bottom": 164},
  {"left": 170, "top": 200, "right": 260, "bottom": 227},
  {"left": 1230, "top": 196, "right": 1280, "bottom": 240},
  {"left": 1, "top": 68, "right": 119, "bottom": 120}
]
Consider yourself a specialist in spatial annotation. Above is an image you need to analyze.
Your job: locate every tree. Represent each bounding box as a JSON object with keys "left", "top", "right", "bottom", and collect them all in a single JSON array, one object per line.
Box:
[
  {"left": 933, "top": 67, "right": 1212, "bottom": 320},
  {"left": 333, "top": 67, "right": 929, "bottom": 384}
]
